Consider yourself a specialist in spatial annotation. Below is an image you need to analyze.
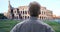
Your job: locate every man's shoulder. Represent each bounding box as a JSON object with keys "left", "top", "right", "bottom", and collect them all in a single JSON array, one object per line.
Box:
[
  {"left": 16, "top": 19, "right": 29, "bottom": 26},
  {"left": 37, "top": 20, "right": 51, "bottom": 28}
]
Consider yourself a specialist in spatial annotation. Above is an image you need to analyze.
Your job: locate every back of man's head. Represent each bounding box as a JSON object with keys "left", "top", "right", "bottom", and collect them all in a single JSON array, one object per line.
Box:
[{"left": 29, "top": 1, "right": 41, "bottom": 17}]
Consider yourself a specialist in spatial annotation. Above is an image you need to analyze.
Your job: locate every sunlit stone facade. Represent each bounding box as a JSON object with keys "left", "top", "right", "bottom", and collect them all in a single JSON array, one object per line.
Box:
[{"left": 18, "top": 6, "right": 53, "bottom": 20}]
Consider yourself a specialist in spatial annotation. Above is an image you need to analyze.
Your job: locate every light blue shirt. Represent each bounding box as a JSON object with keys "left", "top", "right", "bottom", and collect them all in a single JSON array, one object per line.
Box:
[{"left": 10, "top": 17, "right": 55, "bottom": 32}]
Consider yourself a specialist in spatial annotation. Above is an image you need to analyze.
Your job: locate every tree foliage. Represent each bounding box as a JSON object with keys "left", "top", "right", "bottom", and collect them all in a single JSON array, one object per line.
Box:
[{"left": 0, "top": 13, "right": 7, "bottom": 19}]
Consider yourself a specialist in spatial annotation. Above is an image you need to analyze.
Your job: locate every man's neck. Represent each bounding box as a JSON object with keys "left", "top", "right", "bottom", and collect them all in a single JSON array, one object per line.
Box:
[{"left": 30, "top": 16, "right": 38, "bottom": 20}]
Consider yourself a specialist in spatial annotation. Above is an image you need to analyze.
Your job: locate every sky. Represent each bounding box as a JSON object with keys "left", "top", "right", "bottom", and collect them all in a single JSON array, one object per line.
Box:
[{"left": 0, "top": 0, "right": 60, "bottom": 16}]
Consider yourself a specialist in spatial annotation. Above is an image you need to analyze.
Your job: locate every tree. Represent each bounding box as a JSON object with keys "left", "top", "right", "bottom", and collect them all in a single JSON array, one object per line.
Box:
[{"left": 0, "top": 13, "right": 7, "bottom": 19}]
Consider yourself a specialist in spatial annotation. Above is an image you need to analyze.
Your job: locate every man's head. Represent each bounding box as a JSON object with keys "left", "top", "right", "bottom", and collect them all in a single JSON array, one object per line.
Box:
[{"left": 29, "top": 1, "right": 41, "bottom": 17}]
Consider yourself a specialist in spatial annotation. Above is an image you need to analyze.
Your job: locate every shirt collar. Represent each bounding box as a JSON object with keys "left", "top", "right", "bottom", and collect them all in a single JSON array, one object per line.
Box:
[{"left": 30, "top": 17, "right": 38, "bottom": 20}]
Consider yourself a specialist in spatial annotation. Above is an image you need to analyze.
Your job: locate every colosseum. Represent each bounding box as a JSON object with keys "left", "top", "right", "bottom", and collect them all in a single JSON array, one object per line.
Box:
[{"left": 4, "top": 0, "right": 53, "bottom": 20}]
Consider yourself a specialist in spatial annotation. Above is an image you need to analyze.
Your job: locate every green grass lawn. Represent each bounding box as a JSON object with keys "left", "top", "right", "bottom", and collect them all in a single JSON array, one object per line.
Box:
[
  {"left": 0, "top": 20, "right": 20, "bottom": 32},
  {"left": 0, "top": 19, "right": 60, "bottom": 32},
  {"left": 44, "top": 20, "right": 60, "bottom": 32}
]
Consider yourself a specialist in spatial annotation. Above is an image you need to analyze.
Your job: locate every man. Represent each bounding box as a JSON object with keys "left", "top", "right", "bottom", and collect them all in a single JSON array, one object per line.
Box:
[{"left": 10, "top": 1, "right": 55, "bottom": 32}]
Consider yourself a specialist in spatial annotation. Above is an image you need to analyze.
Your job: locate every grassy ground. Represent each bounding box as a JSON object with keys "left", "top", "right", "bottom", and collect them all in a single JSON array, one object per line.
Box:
[
  {"left": 44, "top": 20, "right": 60, "bottom": 32},
  {"left": 0, "top": 19, "right": 60, "bottom": 32},
  {"left": 0, "top": 20, "right": 20, "bottom": 32}
]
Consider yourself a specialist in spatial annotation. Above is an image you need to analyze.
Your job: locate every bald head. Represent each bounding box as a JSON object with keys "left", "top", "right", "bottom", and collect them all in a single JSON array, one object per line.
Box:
[{"left": 29, "top": 1, "right": 41, "bottom": 17}]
